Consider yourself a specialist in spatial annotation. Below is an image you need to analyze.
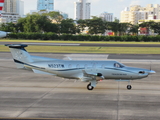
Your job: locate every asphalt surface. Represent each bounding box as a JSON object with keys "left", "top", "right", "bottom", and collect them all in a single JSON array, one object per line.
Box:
[
  {"left": 1, "top": 42, "right": 160, "bottom": 47},
  {"left": 0, "top": 53, "right": 160, "bottom": 120}
]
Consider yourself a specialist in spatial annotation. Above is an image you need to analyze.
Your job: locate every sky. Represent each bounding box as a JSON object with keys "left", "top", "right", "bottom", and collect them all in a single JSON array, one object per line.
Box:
[{"left": 23, "top": 0, "right": 160, "bottom": 19}]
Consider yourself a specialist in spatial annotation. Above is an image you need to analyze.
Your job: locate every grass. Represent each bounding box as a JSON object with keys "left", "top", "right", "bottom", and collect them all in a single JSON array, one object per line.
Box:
[
  {"left": 1, "top": 39, "right": 160, "bottom": 44},
  {"left": 1, "top": 45, "right": 160, "bottom": 54}
]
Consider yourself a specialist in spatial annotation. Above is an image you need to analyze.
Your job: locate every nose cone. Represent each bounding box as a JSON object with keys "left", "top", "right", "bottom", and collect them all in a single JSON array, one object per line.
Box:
[{"left": 149, "top": 70, "right": 156, "bottom": 74}]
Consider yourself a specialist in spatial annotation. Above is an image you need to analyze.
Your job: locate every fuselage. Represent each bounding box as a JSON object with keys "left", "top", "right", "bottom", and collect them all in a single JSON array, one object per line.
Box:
[{"left": 27, "top": 60, "right": 151, "bottom": 80}]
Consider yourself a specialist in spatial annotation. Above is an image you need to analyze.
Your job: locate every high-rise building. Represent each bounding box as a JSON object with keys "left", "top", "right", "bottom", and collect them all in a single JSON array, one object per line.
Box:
[
  {"left": 0, "top": 0, "right": 4, "bottom": 12},
  {"left": 4, "top": 0, "right": 17, "bottom": 13},
  {"left": 100, "top": 12, "right": 113, "bottom": 22},
  {"left": 74, "top": 0, "right": 91, "bottom": 20},
  {"left": 37, "top": 0, "right": 54, "bottom": 11},
  {"left": 0, "top": 0, "right": 23, "bottom": 23},
  {"left": 120, "top": 4, "right": 160, "bottom": 25},
  {"left": 3, "top": 0, "right": 24, "bottom": 16},
  {"left": 17, "top": 0, "right": 24, "bottom": 16}
]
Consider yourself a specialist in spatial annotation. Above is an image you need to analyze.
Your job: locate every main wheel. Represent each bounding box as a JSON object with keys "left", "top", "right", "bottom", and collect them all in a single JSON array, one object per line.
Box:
[
  {"left": 127, "top": 85, "right": 132, "bottom": 90},
  {"left": 87, "top": 83, "right": 94, "bottom": 90}
]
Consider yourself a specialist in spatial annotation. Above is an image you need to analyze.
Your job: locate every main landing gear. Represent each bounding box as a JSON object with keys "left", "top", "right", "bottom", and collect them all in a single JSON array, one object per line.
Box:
[
  {"left": 127, "top": 80, "right": 132, "bottom": 90},
  {"left": 127, "top": 85, "right": 132, "bottom": 90},
  {"left": 87, "top": 83, "right": 94, "bottom": 90}
]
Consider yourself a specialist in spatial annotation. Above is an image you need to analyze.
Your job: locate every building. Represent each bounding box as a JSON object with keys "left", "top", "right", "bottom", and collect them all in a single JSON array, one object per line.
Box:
[
  {"left": 3, "top": 0, "right": 24, "bottom": 16},
  {"left": 0, "top": 13, "right": 20, "bottom": 23},
  {"left": 17, "top": 0, "right": 24, "bottom": 16},
  {"left": 0, "top": 0, "right": 4, "bottom": 13},
  {"left": 138, "top": 19, "right": 160, "bottom": 35},
  {"left": 60, "top": 12, "right": 68, "bottom": 19},
  {"left": 37, "top": 0, "right": 54, "bottom": 11},
  {"left": 74, "top": 0, "right": 91, "bottom": 20},
  {"left": 120, "top": 4, "right": 160, "bottom": 25},
  {"left": 0, "top": 0, "right": 23, "bottom": 23},
  {"left": 100, "top": 12, "right": 113, "bottom": 22}
]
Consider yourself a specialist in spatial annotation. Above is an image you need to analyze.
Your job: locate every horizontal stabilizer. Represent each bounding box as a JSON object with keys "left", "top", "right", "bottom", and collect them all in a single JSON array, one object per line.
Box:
[{"left": 5, "top": 44, "right": 28, "bottom": 48}]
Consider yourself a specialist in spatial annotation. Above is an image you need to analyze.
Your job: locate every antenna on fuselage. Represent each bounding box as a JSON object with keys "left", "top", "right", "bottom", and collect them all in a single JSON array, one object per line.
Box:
[{"left": 150, "top": 61, "right": 152, "bottom": 71}]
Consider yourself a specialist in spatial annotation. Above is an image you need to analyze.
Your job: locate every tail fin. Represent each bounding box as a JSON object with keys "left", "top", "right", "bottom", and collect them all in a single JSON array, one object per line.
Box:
[{"left": 5, "top": 44, "right": 33, "bottom": 69}]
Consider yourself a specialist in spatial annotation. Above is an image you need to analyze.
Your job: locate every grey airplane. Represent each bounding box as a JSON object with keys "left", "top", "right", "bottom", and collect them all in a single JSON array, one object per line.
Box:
[
  {"left": 5, "top": 44, "right": 156, "bottom": 90},
  {"left": 0, "top": 31, "right": 10, "bottom": 38}
]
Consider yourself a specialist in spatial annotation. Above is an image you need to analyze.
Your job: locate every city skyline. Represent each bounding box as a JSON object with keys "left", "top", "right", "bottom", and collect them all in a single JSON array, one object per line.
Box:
[{"left": 23, "top": 0, "right": 160, "bottom": 19}]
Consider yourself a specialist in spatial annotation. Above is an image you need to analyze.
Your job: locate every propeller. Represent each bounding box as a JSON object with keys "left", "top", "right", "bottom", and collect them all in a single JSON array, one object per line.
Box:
[
  {"left": 149, "top": 61, "right": 156, "bottom": 74},
  {"left": 150, "top": 61, "right": 151, "bottom": 71}
]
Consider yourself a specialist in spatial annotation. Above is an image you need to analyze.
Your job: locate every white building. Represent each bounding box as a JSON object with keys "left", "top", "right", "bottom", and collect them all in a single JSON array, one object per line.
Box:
[
  {"left": 120, "top": 4, "right": 160, "bottom": 25},
  {"left": 74, "top": 0, "right": 91, "bottom": 20},
  {"left": 0, "top": 13, "right": 20, "bottom": 23},
  {"left": 0, "top": 0, "right": 23, "bottom": 23},
  {"left": 100, "top": 12, "right": 113, "bottom": 22},
  {"left": 17, "top": 0, "right": 24, "bottom": 16},
  {"left": 3, "top": 0, "right": 24, "bottom": 16}
]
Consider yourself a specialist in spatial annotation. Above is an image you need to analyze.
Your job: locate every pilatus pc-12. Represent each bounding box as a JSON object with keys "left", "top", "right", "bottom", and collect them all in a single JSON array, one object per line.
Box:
[{"left": 5, "top": 44, "right": 156, "bottom": 90}]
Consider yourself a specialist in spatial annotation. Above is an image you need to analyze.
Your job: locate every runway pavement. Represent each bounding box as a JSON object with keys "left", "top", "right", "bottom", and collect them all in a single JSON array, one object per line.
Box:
[{"left": 0, "top": 53, "right": 160, "bottom": 120}]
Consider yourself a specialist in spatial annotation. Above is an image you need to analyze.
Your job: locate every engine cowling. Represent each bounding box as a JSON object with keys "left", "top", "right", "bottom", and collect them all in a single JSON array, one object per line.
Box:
[{"left": 96, "top": 73, "right": 104, "bottom": 81}]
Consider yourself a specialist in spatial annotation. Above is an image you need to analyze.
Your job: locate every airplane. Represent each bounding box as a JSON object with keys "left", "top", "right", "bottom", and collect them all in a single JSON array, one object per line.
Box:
[
  {"left": 0, "top": 31, "right": 10, "bottom": 38},
  {"left": 0, "top": 0, "right": 10, "bottom": 38},
  {"left": 5, "top": 44, "right": 156, "bottom": 90}
]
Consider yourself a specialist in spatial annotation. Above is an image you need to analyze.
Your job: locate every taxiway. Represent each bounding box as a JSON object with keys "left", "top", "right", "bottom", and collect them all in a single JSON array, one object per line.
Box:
[{"left": 0, "top": 53, "right": 160, "bottom": 120}]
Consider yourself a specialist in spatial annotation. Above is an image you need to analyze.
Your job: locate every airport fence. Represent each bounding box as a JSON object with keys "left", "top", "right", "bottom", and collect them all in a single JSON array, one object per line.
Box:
[{"left": 7, "top": 32, "right": 160, "bottom": 42}]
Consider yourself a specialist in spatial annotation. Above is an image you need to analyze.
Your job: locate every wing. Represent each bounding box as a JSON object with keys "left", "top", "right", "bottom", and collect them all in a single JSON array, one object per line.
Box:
[
  {"left": 81, "top": 70, "right": 104, "bottom": 88},
  {"left": 82, "top": 70, "right": 104, "bottom": 79}
]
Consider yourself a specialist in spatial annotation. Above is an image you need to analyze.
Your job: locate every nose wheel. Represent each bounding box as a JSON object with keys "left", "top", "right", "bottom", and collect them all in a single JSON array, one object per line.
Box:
[
  {"left": 127, "top": 85, "right": 132, "bottom": 90},
  {"left": 87, "top": 83, "right": 94, "bottom": 90}
]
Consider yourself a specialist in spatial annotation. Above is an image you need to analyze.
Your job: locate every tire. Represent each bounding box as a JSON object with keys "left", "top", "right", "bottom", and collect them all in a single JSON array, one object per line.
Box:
[
  {"left": 127, "top": 85, "right": 132, "bottom": 90},
  {"left": 87, "top": 83, "right": 94, "bottom": 90}
]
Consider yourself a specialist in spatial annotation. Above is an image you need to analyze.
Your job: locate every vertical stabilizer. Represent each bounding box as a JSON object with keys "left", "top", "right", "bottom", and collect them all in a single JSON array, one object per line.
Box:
[{"left": 5, "top": 44, "right": 33, "bottom": 68}]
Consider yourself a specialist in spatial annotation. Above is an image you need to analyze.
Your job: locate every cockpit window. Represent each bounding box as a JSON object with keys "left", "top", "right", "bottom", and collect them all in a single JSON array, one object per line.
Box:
[{"left": 114, "top": 63, "right": 125, "bottom": 68}]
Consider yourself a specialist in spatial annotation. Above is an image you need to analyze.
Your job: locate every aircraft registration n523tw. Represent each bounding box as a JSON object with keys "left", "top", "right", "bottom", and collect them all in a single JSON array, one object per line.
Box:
[{"left": 5, "top": 44, "right": 156, "bottom": 90}]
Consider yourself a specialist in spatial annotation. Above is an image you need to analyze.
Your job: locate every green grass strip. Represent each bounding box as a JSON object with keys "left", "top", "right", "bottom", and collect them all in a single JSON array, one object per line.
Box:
[
  {"left": 1, "top": 39, "right": 160, "bottom": 44},
  {"left": 1, "top": 45, "right": 160, "bottom": 54}
]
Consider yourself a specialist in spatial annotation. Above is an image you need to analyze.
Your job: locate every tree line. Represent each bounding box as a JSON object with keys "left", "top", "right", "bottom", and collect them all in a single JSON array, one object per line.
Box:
[{"left": 0, "top": 11, "right": 160, "bottom": 36}]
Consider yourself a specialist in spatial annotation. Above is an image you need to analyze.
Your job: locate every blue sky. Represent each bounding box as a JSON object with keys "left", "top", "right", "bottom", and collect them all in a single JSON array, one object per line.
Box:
[{"left": 23, "top": 0, "right": 160, "bottom": 19}]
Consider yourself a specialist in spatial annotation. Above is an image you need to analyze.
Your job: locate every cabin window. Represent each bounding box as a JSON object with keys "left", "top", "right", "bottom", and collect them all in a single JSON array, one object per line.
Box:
[
  {"left": 84, "top": 64, "right": 88, "bottom": 69},
  {"left": 76, "top": 64, "right": 80, "bottom": 69},
  {"left": 92, "top": 64, "right": 96, "bottom": 68},
  {"left": 114, "top": 63, "right": 120, "bottom": 68},
  {"left": 114, "top": 63, "right": 124, "bottom": 68},
  {"left": 68, "top": 64, "right": 72, "bottom": 68},
  {"left": 101, "top": 64, "right": 105, "bottom": 69}
]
